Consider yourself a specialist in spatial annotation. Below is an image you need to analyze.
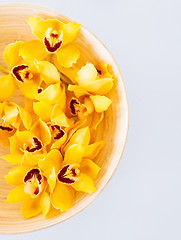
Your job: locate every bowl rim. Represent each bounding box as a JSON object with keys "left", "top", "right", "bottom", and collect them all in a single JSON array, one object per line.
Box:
[{"left": 0, "top": 2, "right": 129, "bottom": 234}]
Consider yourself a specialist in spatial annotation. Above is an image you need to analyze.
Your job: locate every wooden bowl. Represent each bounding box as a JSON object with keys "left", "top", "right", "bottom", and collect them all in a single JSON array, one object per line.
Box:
[{"left": 0, "top": 3, "right": 129, "bottom": 233}]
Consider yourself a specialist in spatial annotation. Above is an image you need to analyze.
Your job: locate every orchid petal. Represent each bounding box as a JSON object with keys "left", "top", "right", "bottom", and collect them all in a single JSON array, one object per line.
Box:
[
  {"left": 2, "top": 153, "right": 23, "bottom": 164},
  {"left": 62, "top": 22, "right": 81, "bottom": 46},
  {"left": 82, "top": 78, "right": 113, "bottom": 95},
  {"left": 40, "top": 191, "right": 51, "bottom": 217},
  {"left": 22, "top": 152, "right": 44, "bottom": 167},
  {"left": 51, "top": 132, "right": 67, "bottom": 150},
  {"left": 36, "top": 61, "right": 60, "bottom": 85},
  {"left": 18, "top": 106, "right": 32, "bottom": 129},
  {"left": 56, "top": 44, "right": 80, "bottom": 68},
  {"left": 80, "top": 159, "right": 100, "bottom": 180},
  {"left": 27, "top": 17, "right": 64, "bottom": 40},
  {"left": 35, "top": 83, "right": 61, "bottom": 104},
  {"left": 75, "top": 63, "right": 97, "bottom": 85},
  {"left": 72, "top": 173, "right": 96, "bottom": 193},
  {"left": 31, "top": 119, "right": 51, "bottom": 146},
  {"left": 21, "top": 196, "right": 41, "bottom": 219},
  {"left": 51, "top": 181, "right": 74, "bottom": 211},
  {"left": 65, "top": 127, "right": 90, "bottom": 151},
  {"left": 0, "top": 74, "right": 16, "bottom": 101},
  {"left": 64, "top": 144, "right": 84, "bottom": 165},
  {"left": 51, "top": 104, "right": 73, "bottom": 127},
  {"left": 16, "top": 81, "right": 39, "bottom": 99},
  {"left": 38, "top": 149, "right": 62, "bottom": 173},
  {"left": 5, "top": 165, "right": 30, "bottom": 186},
  {"left": 84, "top": 140, "right": 105, "bottom": 159},
  {"left": 47, "top": 167, "right": 57, "bottom": 193},
  {"left": 6, "top": 185, "right": 29, "bottom": 203},
  {"left": 90, "top": 95, "right": 112, "bottom": 112},
  {"left": 33, "top": 101, "right": 53, "bottom": 122},
  {"left": 3, "top": 41, "right": 23, "bottom": 67},
  {"left": 19, "top": 40, "right": 47, "bottom": 61}
]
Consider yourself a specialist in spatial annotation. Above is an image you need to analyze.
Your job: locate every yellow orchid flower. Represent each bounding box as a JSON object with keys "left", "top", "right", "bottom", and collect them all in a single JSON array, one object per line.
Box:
[
  {"left": 68, "top": 96, "right": 94, "bottom": 120},
  {"left": 33, "top": 100, "right": 74, "bottom": 127},
  {"left": 7, "top": 127, "right": 49, "bottom": 166},
  {"left": 19, "top": 17, "right": 81, "bottom": 68},
  {"left": 5, "top": 163, "right": 51, "bottom": 218},
  {"left": 0, "top": 102, "right": 32, "bottom": 147},
  {"left": 35, "top": 82, "right": 66, "bottom": 112},
  {"left": 0, "top": 41, "right": 61, "bottom": 99},
  {"left": 38, "top": 145, "right": 100, "bottom": 212},
  {"left": 68, "top": 63, "right": 113, "bottom": 114}
]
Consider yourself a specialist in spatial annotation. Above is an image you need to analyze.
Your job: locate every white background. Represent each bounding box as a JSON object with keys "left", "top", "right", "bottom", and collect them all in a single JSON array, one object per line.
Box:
[{"left": 0, "top": 0, "right": 181, "bottom": 239}]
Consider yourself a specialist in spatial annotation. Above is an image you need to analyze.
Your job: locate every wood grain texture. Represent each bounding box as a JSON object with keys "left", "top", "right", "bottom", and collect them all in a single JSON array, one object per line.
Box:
[{"left": 0, "top": 3, "right": 129, "bottom": 233}]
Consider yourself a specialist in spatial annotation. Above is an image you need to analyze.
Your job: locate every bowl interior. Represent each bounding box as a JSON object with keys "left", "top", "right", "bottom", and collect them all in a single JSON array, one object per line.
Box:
[{"left": 0, "top": 3, "right": 129, "bottom": 233}]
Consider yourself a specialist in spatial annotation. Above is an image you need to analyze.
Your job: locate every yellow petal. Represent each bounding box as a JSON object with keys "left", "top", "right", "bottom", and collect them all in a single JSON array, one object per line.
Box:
[
  {"left": 18, "top": 106, "right": 32, "bottom": 129},
  {"left": 90, "top": 95, "right": 112, "bottom": 112},
  {"left": 75, "top": 63, "right": 97, "bottom": 85},
  {"left": 9, "top": 130, "right": 34, "bottom": 154},
  {"left": 72, "top": 173, "right": 96, "bottom": 193},
  {"left": 0, "top": 130, "right": 13, "bottom": 147},
  {"left": 2, "top": 153, "right": 23, "bottom": 164},
  {"left": 40, "top": 191, "right": 51, "bottom": 217},
  {"left": 80, "top": 159, "right": 100, "bottom": 180},
  {"left": 64, "top": 144, "right": 85, "bottom": 164},
  {"left": 21, "top": 196, "right": 41, "bottom": 219},
  {"left": 51, "top": 104, "right": 73, "bottom": 127},
  {"left": 31, "top": 119, "right": 51, "bottom": 146},
  {"left": 5, "top": 165, "right": 30, "bottom": 186},
  {"left": 51, "top": 181, "right": 74, "bottom": 211},
  {"left": 55, "top": 63, "right": 79, "bottom": 83},
  {"left": 27, "top": 17, "right": 63, "bottom": 40},
  {"left": 87, "top": 112, "right": 104, "bottom": 130},
  {"left": 51, "top": 132, "right": 67, "bottom": 150},
  {"left": 16, "top": 81, "right": 39, "bottom": 99},
  {"left": 19, "top": 40, "right": 47, "bottom": 61},
  {"left": 82, "top": 78, "right": 113, "bottom": 95},
  {"left": 24, "top": 97, "right": 34, "bottom": 113},
  {"left": 46, "top": 205, "right": 61, "bottom": 218},
  {"left": 0, "top": 74, "right": 16, "bottom": 101},
  {"left": 47, "top": 167, "right": 57, "bottom": 193},
  {"left": 38, "top": 149, "right": 62, "bottom": 173},
  {"left": 36, "top": 61, "right": 60, "bottom": 85},
  {"left": 22, "top": 152, "right": 44, "bottom": 167},
  {"left": 3, "top": 103, "right": 19, "bottom": 123},
  {"left": 35, "top": 83, "right": 61, "bottom": 104},
  {"left": 83, "top": 96, "right": 94, "bottom": 114},
  {"left": 62, "top": 22, "right": 81, "bottom": 46},
  {"left": 65, "top": 127, "right": 90, "bottom": 151},
  {"left": 3, "top": 41, "right": 23, "bottom": 67},
  {"left": 56, "top": 83, "right": 67, "bottom": 112},
  {"left": 6, "top": 185, "right": 29, "bottom": 203},
  {"left": 84, "top": 140, "right": 105, "bottom": 159},
  {"left": 33, "top": 101, "right": 53, "bottom": 122},
  {"left": 56, "top": 44, "right": 80, "bottom": 68},
  {"left": 68, "top": 84, "right": 88, "bottom": 98}
]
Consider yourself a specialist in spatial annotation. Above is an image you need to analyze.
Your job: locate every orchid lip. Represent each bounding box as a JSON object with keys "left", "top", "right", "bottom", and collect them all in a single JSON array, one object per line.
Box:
[
  {"left": 24, "top": 168, "right": 42, "bottom": 184},
  {"left": 26, "top": 137, "right": 43, "bottom": 153},
  {"left": 57, "top": 164, "right": 80, "bottom": 184},
  {"left": 70, "top": 99, "right": 80, "bottom": 115},
  {"left": 0, "top": 125, "right": 13, "bottom": 132},
  {"left": 12, "top": 65, "right": 29, "bottom": 82},
  {"left": 24, "top": 168, "right": 43, "bottom": 196},
  {"left": 43, "top": 28, "right": 63, "bottom": 53},
  {"left": 51, "top": 124, "right": 65, "bottom": 140}
]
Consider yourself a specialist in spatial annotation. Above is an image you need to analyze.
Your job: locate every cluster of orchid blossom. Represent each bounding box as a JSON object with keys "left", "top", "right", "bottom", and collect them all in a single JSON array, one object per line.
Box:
[{"left": 0, "top": 17, "right": 114, "bottom": 219}]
